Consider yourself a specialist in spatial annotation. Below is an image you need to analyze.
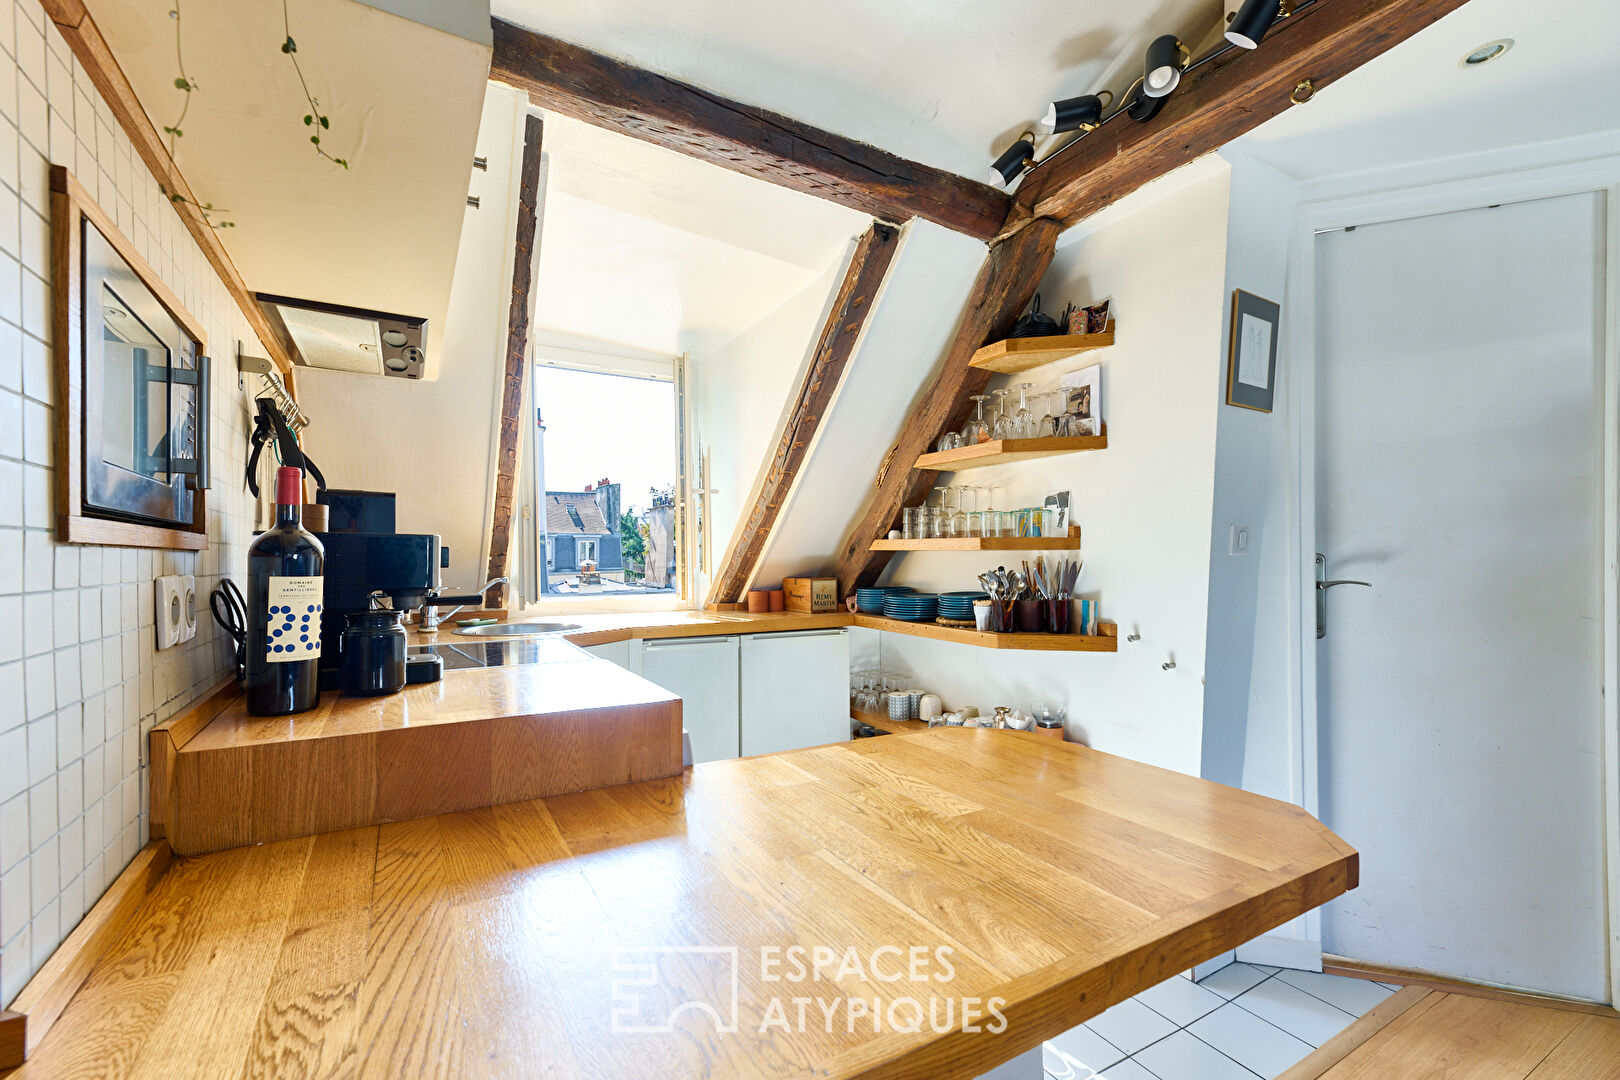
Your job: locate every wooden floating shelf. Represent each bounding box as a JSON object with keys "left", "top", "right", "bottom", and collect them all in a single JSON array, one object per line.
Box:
[
  {"left": 851, "top": 707, "right": 928, "bottom": 735},
  {"left": 853, "top": 614, "right": 1118, "bottom": 652},
  {"left": 870, "top": 526, "right": 1082, "bottom": 552},
  {"left": 968, "top": 322, "right": 1115, "bottom": 374},
  {"left": 915, "top": 432, "right": 1106, "bottom": 471}
]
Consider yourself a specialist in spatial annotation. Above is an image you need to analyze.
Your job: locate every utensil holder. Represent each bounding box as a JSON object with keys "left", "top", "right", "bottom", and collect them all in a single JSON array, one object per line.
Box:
[
  {"left": 1045, "top": 598, "right": 1069, "bottom": 634},
  {"left": 1014, "top": 599, "right": 1044, "bottom": 633}
]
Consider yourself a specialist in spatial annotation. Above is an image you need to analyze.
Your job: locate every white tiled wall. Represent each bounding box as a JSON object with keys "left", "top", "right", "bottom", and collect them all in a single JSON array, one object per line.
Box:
[{"left": 0, "top": 0, "right": 265, "bottom": 1002}]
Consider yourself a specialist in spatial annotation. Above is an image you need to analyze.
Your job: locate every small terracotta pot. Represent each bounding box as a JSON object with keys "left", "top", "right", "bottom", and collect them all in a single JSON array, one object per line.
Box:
[
  {"left": 768, "top": 589, "right": 784, "bottom": 611},
  {"left": 1014, "top": 599, "right": 1044, "bottom": 633},
  {"left": 747, "top": 589, "right": 771, "bottom": 613}
]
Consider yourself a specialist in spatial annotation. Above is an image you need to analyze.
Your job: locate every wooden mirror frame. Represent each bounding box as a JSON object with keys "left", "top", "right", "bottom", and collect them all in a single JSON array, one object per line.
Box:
[{"left": 51, "top": 165, "right": 209, "bottom": 550}]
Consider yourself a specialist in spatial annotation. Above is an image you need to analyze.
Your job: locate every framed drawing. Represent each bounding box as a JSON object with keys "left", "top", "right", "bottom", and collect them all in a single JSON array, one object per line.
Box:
[{"left": 1226, "top": 289, "right": 1280, "bottom": 413}]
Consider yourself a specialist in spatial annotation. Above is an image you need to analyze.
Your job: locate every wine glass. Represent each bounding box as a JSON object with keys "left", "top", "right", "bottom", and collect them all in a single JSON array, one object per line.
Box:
[
  {"left": 930, "top": 485, "right": 950, "bottom": 538},
  {"left": 990, "top": 388, "right": 1014, "bottom": 440},
  {"left": 962, "top": 395, "right": 991, "bottom": 444},
  {"left": 1014, "top": 383, "right": 1036, "bottom": 438},
  {"left": 961, "top": 485, "right": 981, "bottom": 537},
  {"left": 1038, "top": 391, "right": 1062, "bottom": 437}
]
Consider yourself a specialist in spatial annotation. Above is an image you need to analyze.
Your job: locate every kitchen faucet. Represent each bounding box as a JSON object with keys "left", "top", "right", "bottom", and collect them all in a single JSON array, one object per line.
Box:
[{"left": 418, "top": 576, "right": 508, "bottom": 631}]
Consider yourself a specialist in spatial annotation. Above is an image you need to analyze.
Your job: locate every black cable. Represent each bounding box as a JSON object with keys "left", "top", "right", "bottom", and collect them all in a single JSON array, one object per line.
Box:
[{"left": 211, "top": 579, "right": 247, "bottom": 681}]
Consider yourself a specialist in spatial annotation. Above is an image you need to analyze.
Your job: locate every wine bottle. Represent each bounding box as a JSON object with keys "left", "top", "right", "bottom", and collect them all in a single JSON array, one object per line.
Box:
[{"left": 245, "top": 466, "right": 325, "bottom": 716}]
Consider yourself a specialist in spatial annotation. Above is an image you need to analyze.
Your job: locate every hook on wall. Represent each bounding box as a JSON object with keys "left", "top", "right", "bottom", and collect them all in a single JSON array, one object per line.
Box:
[{"left": 1161, "top": 656, "right": 1176, "bottom": 671}]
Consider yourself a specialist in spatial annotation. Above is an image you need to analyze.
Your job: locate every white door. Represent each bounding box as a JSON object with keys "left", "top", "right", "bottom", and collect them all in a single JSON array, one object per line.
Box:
[
  {"left": 1313, "top": 193, "right": 1607, "bottom": 1000},
  {"left": 638, "top": 636, "right": 740, "bottom": 764},
  {"left": 740, "top": 630, "right": 850, "bottom": 756}
]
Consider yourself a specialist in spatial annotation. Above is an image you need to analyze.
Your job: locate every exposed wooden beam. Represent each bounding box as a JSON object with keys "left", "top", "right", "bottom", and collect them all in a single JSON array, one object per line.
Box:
[
  {"left": 40, "top": 0, "right": 299, "bottom": 377},
  {"left": 489, "top": 18, "right": 1010, "bottom": 243},
  {"left": 1002, "top": 0, "right": 1472, "bottom": 238},
  {"left": 485, "top": 114, "right": 545, "bottom": 608},
  {"left": 831, "top": 218, "right": 1061, "bottom": 598},
  {"left": 706, "top": 222, "right": 900, "bottom": 606}
]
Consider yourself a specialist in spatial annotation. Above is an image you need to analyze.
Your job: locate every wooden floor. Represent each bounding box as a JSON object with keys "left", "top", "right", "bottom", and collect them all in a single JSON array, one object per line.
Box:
[
  {"left": 11, "top": 729, "right": 1355, "bottom": 1079},
  {"left": 1288, "top": 987, "right": 1620, "bottom": 1080}
]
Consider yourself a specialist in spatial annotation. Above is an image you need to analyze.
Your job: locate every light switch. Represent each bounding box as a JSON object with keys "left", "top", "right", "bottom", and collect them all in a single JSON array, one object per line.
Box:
[{"left": 1229, "top": 524, "right": 1251, "bottom": 556}]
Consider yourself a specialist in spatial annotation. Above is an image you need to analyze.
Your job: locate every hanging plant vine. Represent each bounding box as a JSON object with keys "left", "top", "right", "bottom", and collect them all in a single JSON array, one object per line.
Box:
[
  {"left": 160, "top": 2, "right": 233, "bottom": 228},
  {"left": 280, "top": 0, "right": 349, "bottom": 169},
  {"left": 159, "top": 0, "right": 352, "bottom": 229}
]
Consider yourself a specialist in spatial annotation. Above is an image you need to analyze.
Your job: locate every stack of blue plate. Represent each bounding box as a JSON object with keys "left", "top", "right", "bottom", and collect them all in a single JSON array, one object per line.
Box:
[
  {"left": 882, "top": 592, "right": 939, "bottom": 622},
  {"left": 937, "top": 591, "right": 987, "bottom": 621},
  {"left": 855, "top": 585, "right": 913, "bottom": 614}
]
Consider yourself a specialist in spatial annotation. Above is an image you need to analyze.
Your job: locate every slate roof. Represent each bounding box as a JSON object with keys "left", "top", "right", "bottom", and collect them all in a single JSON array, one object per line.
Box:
[{"left": 545, "top": 492, "right": 609, "bottom": 535}]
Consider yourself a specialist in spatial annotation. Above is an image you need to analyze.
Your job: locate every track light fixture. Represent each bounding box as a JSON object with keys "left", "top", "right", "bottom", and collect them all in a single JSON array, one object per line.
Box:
[
  {"left": 1122, "top": 78, "right": 1167, "bottom": 123},
  {"left": 1225, "top": 0, "right": 1294, "bottom": 50},
  {"left": 1040, "top": 90, "right": 1116, "bottom": 135},
  {"left": 989, "top": 131, "right": 1037, "bottom": 187},
  {"left": 1142, "top": 34, "right": 1189, "bottom": 98}
]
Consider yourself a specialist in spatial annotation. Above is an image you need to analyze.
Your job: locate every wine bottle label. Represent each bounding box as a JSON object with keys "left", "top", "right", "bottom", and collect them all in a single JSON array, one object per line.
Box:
[{"left": 266, "top": 576, "right": 324, "bottom": 663}]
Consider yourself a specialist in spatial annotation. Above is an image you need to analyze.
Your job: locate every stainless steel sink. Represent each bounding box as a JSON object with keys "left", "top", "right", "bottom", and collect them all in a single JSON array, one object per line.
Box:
[{"left": 452, "top": 621, "right": 582, "bottom": 638}]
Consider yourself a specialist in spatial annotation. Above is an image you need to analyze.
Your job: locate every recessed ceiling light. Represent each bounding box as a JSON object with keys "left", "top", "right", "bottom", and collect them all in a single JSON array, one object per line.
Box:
[{"left": 1459, "top": 38, "right": 1513, "bottom": 68}]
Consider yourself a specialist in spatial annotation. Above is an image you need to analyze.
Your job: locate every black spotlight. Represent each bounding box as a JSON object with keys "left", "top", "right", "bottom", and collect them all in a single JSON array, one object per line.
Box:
[
  {"left": 1123, "top": 79, "right": 1167, "bottom": 123},
  {"left": 989, "top": 132, "right": 1036, "bottom": 187},
  {"left": 1226, "top": 0, "right": 1292, "bottom": 49},
  {"left": 1142, "top": 34, "right": 1188, "bottom": 98},
  {"left": 1040, "top": 90, "right": 1116, "bottom": 135}
]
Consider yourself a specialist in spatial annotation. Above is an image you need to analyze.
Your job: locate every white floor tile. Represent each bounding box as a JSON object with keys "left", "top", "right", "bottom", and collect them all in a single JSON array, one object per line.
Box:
[
  {"left": 1274, "top": 969, "right": 1396, "bottom": 1017},
  {"left": 1095, "top": 1059, "right": 1161, "bottom": 1080},
  {"left": 1135, "top": 974, "right": 1227, "bottom": 1027},
  {"left": 1046, "top": 1024, "right": 1126, "bottom": 1075},
  {"left": 1086, "top": 998, "right": 1177, "bottom": 1055},
  {"left": 1188, "top": 1003, "right": 1313, "bottom": 1079},
  {"left": 1233, "top": 977, "right": 1355, "bottom": 1047},
  {"left": 1134, "top": 1031, "right": 1259, "bottom": 1080},
  {"left": 1195, "top": 962, "right": 1271, "bottom": 1000}
]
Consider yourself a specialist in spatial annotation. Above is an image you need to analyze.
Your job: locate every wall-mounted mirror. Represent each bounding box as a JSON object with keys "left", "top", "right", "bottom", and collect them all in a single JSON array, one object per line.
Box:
[{"left": 51, "top": 165, "right": 210, "bottom": 549}]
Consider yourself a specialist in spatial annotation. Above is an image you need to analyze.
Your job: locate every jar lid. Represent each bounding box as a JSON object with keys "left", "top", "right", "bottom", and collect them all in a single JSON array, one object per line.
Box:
[{"left": 345, "top": 609, "right": 406, "bottom": 629}]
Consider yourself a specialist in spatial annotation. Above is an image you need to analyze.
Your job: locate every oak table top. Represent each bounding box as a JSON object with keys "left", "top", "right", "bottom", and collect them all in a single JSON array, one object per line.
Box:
[{"left": 24, "top": 729, "right": 1357, "bottom": 1080}]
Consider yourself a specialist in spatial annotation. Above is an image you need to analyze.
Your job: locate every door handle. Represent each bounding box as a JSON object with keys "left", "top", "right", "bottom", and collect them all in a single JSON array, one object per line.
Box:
[{"left": 1315, "top": 554, "right": 1370, "bottom": 638}]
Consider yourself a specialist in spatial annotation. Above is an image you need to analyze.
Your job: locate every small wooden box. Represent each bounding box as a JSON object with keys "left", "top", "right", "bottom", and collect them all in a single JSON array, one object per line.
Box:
[{"left": 783, "top": 577, "right": 838, "bottom": 613}]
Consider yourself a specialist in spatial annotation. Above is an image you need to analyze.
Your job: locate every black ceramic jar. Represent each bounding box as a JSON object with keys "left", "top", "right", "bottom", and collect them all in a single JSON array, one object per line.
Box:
[{"left": 339, "top": 607, "right": 407, "bottom": 696}]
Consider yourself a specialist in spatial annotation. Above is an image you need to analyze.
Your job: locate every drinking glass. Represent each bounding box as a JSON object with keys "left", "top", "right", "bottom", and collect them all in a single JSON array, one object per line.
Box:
[
  {"left": 961, "top": 395, "right": 992, "bottom": 444},
  {"left": 990, "top": 388, "right": 1015, "bottom": 440},
  {"left": 903, "top": 506, "right": 922, "bottom": 540},
  {"left": 1038, "top": 391, "right": 1062, "bottom": 437},
  {"left": 935, "top": 431, "right": 961, "bottom": 453},
  {"left": 1014, "top": 383, "right": 1036, "bottom": 438},
  {"left": 962, "top": 486, "right": 981, "bottom": 537}
]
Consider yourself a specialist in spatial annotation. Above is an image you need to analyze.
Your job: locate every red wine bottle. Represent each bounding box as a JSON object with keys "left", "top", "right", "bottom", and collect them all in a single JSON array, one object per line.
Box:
[{"left": 245, "top": 466, "right": 325, "bottom": 716}]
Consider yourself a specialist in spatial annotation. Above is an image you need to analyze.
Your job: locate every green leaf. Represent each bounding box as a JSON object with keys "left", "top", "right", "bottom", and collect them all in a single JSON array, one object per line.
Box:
[
  {"left": 310, "top": 135, "right": 320, "bottom": 145},
  {"left": 335, "top": 159, "right": 348, "bottom": 169},
  {"left": 173, "top": 77, "right": 191, "bottom": 90},
  {"left": 319, "top": 115, "right": 329, "bottom": 129},
  {"left": 281, "top": 36, "right": 296, "bottom": 53},
  {"left": 303, "top": 114, "right": 313, "bottom": 125}
]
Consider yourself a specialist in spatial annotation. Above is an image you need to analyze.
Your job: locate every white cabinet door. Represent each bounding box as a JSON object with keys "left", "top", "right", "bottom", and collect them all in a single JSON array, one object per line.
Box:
[
  {"left": 638, "top": 636, "right": 739, "bottom": 764},
  {"left": 582, "top": 639, "right": 635, "bottom": 671},
  {"left": 740, "top": 630, "right": 849, "bottom": 756}
]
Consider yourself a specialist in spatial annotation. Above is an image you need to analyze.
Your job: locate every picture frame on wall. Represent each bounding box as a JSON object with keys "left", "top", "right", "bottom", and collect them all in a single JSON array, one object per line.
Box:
[{"left": 1226, "top": 289, "right": 1280, "bottom": 413}]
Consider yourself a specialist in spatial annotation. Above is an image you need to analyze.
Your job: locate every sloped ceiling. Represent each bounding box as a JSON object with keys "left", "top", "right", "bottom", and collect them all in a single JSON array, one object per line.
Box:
[
  {"left": 1236, "top": 0, "right": 1620, "bottom": 181},
  {"left": 492, "top": 0, "right": 1224, "bottom": 182},
  {"left": 533, "top": 113, "right": 868, "bottom": 357},
  {"left": 89, "top": 0, "right": 491, "bottom": 377}
]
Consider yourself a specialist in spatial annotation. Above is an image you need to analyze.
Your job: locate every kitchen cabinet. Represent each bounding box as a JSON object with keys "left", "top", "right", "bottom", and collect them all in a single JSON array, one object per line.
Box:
[
  {"left": 637, "top": 635, "right": 740, "bottom": 765},
  {"left": 581, "top": 639, "right": 636, "bottom": 671},
  {"left": 740, "top": 629, "right": 849, "bottom": 756}
]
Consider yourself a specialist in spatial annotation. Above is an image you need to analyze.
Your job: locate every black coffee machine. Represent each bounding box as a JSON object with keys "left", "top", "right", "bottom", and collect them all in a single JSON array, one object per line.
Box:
[{"left": 312, "top": 491, "right": 490, "bottom": 691}]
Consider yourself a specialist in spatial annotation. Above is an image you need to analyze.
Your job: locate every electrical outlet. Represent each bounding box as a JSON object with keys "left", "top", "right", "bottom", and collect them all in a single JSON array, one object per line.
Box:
[
  {"left": 1229, "top": 524, "right": 1251, "bottom": 556},
  {"left": 155, "top": 575, "right": 184, "bottom": 649},
  {"left": 180, "top": 574, "right": 197, "bottom": 643}
]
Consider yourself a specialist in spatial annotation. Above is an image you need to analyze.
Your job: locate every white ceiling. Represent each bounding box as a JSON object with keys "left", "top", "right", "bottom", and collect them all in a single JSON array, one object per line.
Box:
[
  {"left": 1235, "top": 0, "right": 1620, "bottom": 181},
  {"left": 492, "top": 0, "right": 1224, "bottom": 181},
  {"left": 92, "top": 0, "right": 491, "bottom": 376},
  {"left": 532, "top": 113, "right": 867, "bottom": 357}
]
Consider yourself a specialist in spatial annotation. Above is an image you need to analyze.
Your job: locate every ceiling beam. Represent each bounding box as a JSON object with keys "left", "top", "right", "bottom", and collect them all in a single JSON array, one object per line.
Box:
[
  {"left": 1002, "top": 0, "right": 1473, "bottom": 238},
  {"left": 831, "top": 217, "right": 1061, "bottom": 599},
  {"left": 484, "top": 114, "right": 546, "bottom": 609},
  {"left": 706, "top": 221, "right": 901, "bottom": 607},
  {"left": 41, "top": 0, "right": 299, "bottom": 378},
  {"left": 489, "top": 18, "right": 1011, "bottom": 243}
]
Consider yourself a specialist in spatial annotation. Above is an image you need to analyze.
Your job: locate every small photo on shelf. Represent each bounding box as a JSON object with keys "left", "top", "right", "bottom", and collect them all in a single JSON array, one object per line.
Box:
[
  {"left": 1068, "top": 297, "right": 1111, "bottom": 335},
  {"left": 1060, "top": 363, "right": 1102, "bottom": 437}
]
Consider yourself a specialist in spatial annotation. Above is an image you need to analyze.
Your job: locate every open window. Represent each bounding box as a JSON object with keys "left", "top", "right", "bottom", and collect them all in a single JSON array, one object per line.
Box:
[{"left": 521, "top": 346, "right": 686, "bottom": 608}]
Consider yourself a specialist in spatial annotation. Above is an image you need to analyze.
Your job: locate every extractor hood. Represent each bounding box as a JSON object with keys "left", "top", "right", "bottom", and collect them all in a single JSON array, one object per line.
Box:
[{"left": 256, "top": 294, "right": 428, "bottom": 380}]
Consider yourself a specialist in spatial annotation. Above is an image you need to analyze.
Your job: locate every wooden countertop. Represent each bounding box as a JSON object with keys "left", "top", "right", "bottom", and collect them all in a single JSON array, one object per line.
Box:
[
  {"left": 186, "top": 639, "right": 679, "bottom": 751},
  {"left": 40, "top": 728, "right": 1358, "bottom": 1079},
  {"left": 409, "top": 608, "right": 854, "bottom": 648}
]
